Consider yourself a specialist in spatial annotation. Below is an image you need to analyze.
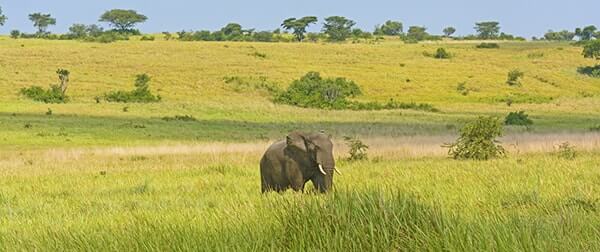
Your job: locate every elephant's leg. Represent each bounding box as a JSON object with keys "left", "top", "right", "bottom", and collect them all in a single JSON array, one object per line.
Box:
[
  {"left": 286, "top": 162, "right": 305, "bottom": 193},
  {"left": 260, "top": 173, "right": 270, "bottom": 193}
]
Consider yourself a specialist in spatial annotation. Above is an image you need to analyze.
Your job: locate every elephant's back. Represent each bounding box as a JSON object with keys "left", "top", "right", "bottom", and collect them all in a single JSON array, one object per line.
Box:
[{"left": 263, "top": 140, "right": 286, "bottom": 160}]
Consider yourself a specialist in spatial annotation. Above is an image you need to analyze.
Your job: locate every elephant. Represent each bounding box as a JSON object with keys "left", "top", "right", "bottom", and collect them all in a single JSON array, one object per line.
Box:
[{"left": 260, "top": 131, "right": 340, "bottom": 193}]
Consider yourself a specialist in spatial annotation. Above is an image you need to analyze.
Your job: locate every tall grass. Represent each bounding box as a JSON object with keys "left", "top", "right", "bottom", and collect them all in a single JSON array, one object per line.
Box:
[{"left": 1, "top": 149, "right": 600, "bottom": 250}]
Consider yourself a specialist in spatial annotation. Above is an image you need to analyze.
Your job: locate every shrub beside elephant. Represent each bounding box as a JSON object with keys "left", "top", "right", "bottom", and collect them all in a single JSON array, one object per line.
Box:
[{"left": 260, "top": 131, "right": 340, "bottom": 193}]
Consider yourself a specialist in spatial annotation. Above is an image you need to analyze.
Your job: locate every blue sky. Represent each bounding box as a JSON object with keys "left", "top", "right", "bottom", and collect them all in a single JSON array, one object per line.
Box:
[{"left": 0, "top": 0, "right": 598, "bottom": 37}]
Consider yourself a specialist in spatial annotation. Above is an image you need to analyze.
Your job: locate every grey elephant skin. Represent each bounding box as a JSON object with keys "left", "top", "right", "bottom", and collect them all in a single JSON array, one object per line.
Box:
[{"left": 260, "top": 131, "right": 338, "bottom": 193}]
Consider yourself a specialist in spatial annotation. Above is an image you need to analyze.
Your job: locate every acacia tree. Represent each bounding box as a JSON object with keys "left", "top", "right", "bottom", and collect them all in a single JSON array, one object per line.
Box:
[
  {"left": 281, "top": 16, "right": 318, "bottom": 41},
  {"left": 99, "top": 9, "right": 147, "bottom": 32},
  {"left": 323, "top": 16, "right": 356, "bottom": 41},
  {"left": 376, "top": 20, "right": 403, "bottom": 36},
  {"left": 29, "top": 13, "right": 56, "bottom": 34},
  {"left": 0, "top": 6, "right": 7, "bottom": 26},
  {"left": 405, "top": 26, "right": 429, "bottom": 41},
  {"left": 443, "top": 27, "right": 456, "bottom": 37},
  {"left": 576, "top": 25, "right": 598, "bottom": 41},
  {"left": 475, "top": 21, "right": 500, "bottom": 39},
  {"left": 221, "top": 23, "right": 243, "bottom": 39}
]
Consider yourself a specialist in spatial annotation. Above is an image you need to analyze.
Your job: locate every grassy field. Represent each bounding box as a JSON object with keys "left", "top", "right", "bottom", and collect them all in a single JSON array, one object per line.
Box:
[
  {"left": 2, "top": 37, "right": 600, "bottom": 250},
  {"left": 1, "top": 37, "right": 600, "bottom": 148},
  {"left": 1, "top": 148, "right": 600, "bottom": 250}
]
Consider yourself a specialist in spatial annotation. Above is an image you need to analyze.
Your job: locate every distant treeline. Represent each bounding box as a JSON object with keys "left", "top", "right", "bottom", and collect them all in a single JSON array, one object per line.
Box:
[{"left": 1, "top": 7, "right": 599, "bottom": 43}]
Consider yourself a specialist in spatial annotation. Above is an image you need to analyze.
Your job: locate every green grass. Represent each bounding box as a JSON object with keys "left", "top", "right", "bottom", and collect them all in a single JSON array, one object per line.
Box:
[
  {"left": 1, "top": 151, "right": 599, "bottom": 250},
  {"left": 2, "top": 37, "right": 600, "bottom": 250},
  {"left": 1, "top": 38, "right": 600, "bottom": 148}
]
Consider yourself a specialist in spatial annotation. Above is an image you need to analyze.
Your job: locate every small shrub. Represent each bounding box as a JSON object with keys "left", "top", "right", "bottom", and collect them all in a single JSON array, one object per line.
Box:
[
  {"left": 20, "top": 69, "right": 70, "bottom": 103},
  {"left": 162, "top": 115, "right": 198, "bottom": 122},
  {"left": 557, "top": 142, "right": 576, "bottom": 160},
  {"left": 527, "top": 52, "right": 544, "bottom": 59},
  {"left": 476, "top": 43, "right": 499, "bottom": 49},
  {"left": 223, "top": 76, "right": 281, "bottom": 95},
  {"left": 24, "top": 123, "right": 33, "bottom": 129},
  {"left": 344, "top": 136, "right": 369, "bottom": 161},
  {"left": 577, "top": 65, "right": 600, "bottom": 78},
  {"left": 434, "top": 48, "right": 451, "bottom": 59},
  {"left": 506, "top": 69, "right": 525, "bottom": 86},
  {"left": 456, "top": 82, "right": 469, "bottom": 96},
  {"left": 140, "top": 35, "right": 155, "bottom": 41},
  {"left": 251, "top": 51, "right": 267, "bottom": 59},
  {"left": 445, "top": 116, "right": 506, "bottom": 160},
  {"left": 105, "top": 74, "right": 161, "bottom": 103},
  {"left": 504, "top": 111, "right": 533, "bottom": 126},
  {"left": 20, "top": 85, "right": 68, "bottom": 104}
]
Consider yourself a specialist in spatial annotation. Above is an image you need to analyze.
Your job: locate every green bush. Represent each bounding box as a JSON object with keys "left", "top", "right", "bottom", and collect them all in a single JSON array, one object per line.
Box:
[
  {"left": 446, "top": 116, "right": 506, "bottom": 160},
  {"left": 140, "top": 35, "right": 155, "bottom": 41},
  {"left": 20, "top": 69, "right": 70, "bottom": 104},
  {"left": 577, "top": 65, "right": 600, "bottom": 78},
  {"left": 20, "top": 85, "right": 68, "bottom": 103},
  {"left": 344, "top": 136, "right": 369, "bottom": 161},
  {"left": 274, "top": 72, "right": 362, "bottom": 109},
  {"left": 504, "top": 111, "right": 533, "bottom": 126},
  {"left": 476, "top": 43, "right": 499, "bottom": 49},
  {"left": 434, "top": 48, "right": 451, "bottom": 59},
  {"left": 507, "top": 69, "right": 525, "bottom": 86},
  {"left": 104, "top": 74, "right": 161, "bottom": 103},
  {"left": 275, "top": 72, "right": 438, "bottom": 112}
]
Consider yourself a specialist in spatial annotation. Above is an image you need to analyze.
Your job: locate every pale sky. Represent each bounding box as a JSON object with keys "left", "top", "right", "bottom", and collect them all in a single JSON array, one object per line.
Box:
[{"left": 0, "top": 0, "right": 598, "bottom": 37}]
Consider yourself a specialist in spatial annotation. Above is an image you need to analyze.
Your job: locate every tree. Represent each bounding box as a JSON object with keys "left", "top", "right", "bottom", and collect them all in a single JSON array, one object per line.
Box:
[
  {"left": 475, "top": 21, "right": 500, "bottom": 39},
  {"left": 10, "top": 30, "right": 20, "bottom": 39},
  {"left": 86, "top": 24, "right": 104, "bottom": 37},
  {"left": 583, "top": 40, "right": 600, "bottom": 60},
  {"left": 576, "top": 25, "right": 598, "bottom": 41},
  {"left": 544, "top": 30, "right": 575, "bottom": 41},
  {"left": 68, "top": 24, "right": 88, "bottom": 38},
  {"left": 376, "top": 20, "right": 403, "bottom": 36},
  {"left": 443, "top": 27, "right": 456, "bottom": 37},
  {"left": 405, "top": 26, "right": 429, "bottom": 42},
  {"left": 99, "top": 9, "right": 147, "bottom": 32},
  {"left": 0, "top": 6, "right": 7, "bottom": 26},
  {"left": 281, "top": 16, "right": 318, "bottom": 41},
  {"left": 322, "top": 16, "right": 356, "bottom": 41},
  {"left": 56, "top": 69, "right": 70, "bottom": 96},
  {"left": 29, "top": 13, "right": 56, "bottom": 34},
  {"left": 220, "top": 23, "right": 243, "bottom": 39}
]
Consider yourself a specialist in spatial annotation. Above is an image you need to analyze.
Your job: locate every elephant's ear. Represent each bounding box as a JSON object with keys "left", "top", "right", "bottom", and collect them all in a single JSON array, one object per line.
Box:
[{"left": 286, "top": 132, "right": 308, "bottom": 152}]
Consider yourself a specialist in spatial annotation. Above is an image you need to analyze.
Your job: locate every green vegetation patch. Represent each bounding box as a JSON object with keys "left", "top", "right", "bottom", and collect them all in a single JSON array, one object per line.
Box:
[
  {"left": 275, "top": 72, "right": 437, "bottom": 112},
  {"left": 446, "top": 116, "right": 506, "bottom": 160},
  {"left": 476, "top": 43, "right": 500, "bottom": 49},
  {"left": 505, "top": 111, "right": 533, "bottom": 126},
  {"left": 105, "top": 74, "right": 161, "bottom": 103}
]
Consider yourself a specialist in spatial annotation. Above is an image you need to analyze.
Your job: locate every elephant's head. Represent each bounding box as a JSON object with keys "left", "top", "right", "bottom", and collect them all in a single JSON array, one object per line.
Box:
[{"left": 286, "top": 131, "right": 339, "bottom": 192}]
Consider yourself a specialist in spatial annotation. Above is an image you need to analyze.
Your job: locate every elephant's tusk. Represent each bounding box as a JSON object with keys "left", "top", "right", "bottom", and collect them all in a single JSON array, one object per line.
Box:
[
  {"left": 334, "top": 168, "right": 342, "bottom": 175},
  {"left": 318, "top": 164, "right": 327, "bottom": 175}
]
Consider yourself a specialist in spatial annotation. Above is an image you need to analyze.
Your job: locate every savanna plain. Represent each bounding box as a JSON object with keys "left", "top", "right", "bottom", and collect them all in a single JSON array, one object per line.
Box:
[{"left": 1, "top": 36, "right": 600, "bottom": 251}]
